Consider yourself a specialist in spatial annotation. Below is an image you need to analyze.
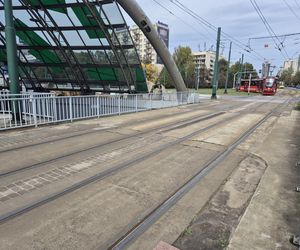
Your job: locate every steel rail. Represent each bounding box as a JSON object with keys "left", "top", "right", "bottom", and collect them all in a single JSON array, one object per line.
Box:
[
  {"left": 0, "top": 100, "right": 239, "bottom": 154},
  {"left": 0, "top": 110, "right": 227, "bottom": 178},
  {"left": 109, "top": 99, "right": 291, "bottom": 250},
  {"left": 0, "top": 104, "right": 210, "bottom": 153},
  {"left": 0, "top": 103, "right": 262, "bottom": 223}
]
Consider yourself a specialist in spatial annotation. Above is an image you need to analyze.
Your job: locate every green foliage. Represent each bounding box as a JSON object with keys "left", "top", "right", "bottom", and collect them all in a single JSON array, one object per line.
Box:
[
  {"left": 279, "top": 68, "right": 293, "bottom": 85},
  {"left": 198, "top": 66, "right": 210, "bottom": 87},
  {"left": 158, "top": 46, "right": 195, "bottom": 88},
  {"left": 158, "top": 67, "right": 174, "bottom": 88},
  {"left": 292, "top": 71, "right": 300, "bottom": 85},
  {"left": 183, "top": 228, "right": 193, "bottom": 236},
  {"left": 218, "top": 58, "right": 228, "bottom": 88},
  {"left": 227, "top": 61, "right": 258, "bottom": 88}
]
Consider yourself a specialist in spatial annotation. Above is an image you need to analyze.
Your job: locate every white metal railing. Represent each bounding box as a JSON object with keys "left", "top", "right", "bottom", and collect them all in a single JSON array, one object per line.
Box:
[{"left": 0, "top": 91, "right": 200, "bottom": 130}]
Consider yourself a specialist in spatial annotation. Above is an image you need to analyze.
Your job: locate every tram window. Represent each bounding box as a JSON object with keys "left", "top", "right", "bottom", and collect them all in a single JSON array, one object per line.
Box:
[{"left": 266, "top": 78, "right": 274, "bottom": 87}]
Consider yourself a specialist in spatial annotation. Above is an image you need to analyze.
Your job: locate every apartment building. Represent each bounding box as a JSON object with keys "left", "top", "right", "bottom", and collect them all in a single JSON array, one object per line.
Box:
[
  {"left": 283, "top": 55, "right": 300, "bottom": 75},
  {"left": 192, "top": 51, "right": 216, "bottom": 86},
  {"left": 130, "top": 21, "right": 169, "bottom": 65}
]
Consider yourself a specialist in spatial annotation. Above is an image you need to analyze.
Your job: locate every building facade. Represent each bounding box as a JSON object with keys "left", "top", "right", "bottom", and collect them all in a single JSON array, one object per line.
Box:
[
  {"left": 130, "top": 21, "right": 169, "bottom": 65},
  {"left": 283, "top": 55, "right": 300, "bottom": 75},
  {"left": 192, "top": 51, "right": 216, "bottom": 87}
]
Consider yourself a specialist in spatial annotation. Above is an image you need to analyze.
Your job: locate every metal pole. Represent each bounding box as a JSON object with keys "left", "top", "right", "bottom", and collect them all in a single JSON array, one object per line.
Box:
[
  {"left": 196, "top": 67, "right": 200, "bottom": 90},
  {"left": 238, "top": 54, "right": 244, "bottom": 87},
  {"left": 4, "top": 0, "right": 20, "bottom": 121},
  {"left": 4, "top": 0, "right": 19, "bottom": 94},
  {"left": 248, "top": 73, "right": 252, "bottom": 95},
  {"left": 211, "top": 27, "right": 221, "bottom": 100},
  {"left": 233, "top": 72, "right": 237, "bottom": 89},
  {"left": 224, "top": 41, "right": 232, "bottom": 94}
]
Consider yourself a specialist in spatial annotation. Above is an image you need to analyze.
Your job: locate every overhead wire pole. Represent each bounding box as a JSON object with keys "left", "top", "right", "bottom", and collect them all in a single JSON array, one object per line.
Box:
[
  {"left": 4, "top": 0, "right": 20, "bottom": 121},
  {"left": 4, "top": 0, "right": 19, "bottom": 94},
  {"left": 211, "top": 27, "right": 221, "bottom": 100},
  {"left": 237, "top": 53, "right": 244, "bottom": 90},
  {"left": 224, "top": 41, "right": 232, "bottom": 94}
]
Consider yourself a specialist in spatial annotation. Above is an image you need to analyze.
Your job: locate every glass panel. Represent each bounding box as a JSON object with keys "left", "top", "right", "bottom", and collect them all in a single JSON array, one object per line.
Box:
[
  {"left": 23, "top": 0, "right": 67, "bottom": 14},
  {"left": 0, "top": 1, "right": 147, "bottom": 93}
]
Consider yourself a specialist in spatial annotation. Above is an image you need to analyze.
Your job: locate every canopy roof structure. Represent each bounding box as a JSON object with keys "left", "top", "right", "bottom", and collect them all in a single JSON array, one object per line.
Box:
[{"left": 0, "top": 0, "right": 148, "bottom": 93}]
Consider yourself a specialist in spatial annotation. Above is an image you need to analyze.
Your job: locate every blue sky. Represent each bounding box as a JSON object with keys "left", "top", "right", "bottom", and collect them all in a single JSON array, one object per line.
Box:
[{"left": 123, "top": 0, "right": 300, "bottom": 72}]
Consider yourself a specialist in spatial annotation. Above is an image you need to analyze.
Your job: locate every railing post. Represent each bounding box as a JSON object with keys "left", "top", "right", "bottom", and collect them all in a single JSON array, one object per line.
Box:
[
  {"left": 180, "top": 92, "right": 182, "bottom": 105},
  {"left": 97, "top": 96, "right": 100, "bottom": 118},
  {"left": 118, "top": 95, "right": 121, "bottom": 115},
  {"left": 135, "top": 94, "right": 138, "bottom": 112},
  {"left": 53, "top": 96, "right": 57, "bottom": 121},
  {"left": 69, "top": 96, "right": 73, "bottom": 122},
  {"left": 32, "top": 96, "right": 37, "bottom": 127}
]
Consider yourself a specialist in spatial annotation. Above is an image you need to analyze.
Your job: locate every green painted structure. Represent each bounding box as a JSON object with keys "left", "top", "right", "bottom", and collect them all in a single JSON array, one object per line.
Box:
[{"left": 0, "top": 0, "right": 148, "bottom": 93}]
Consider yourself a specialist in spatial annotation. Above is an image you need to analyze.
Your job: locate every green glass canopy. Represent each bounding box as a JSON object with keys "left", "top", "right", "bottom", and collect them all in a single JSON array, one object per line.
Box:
[{"left": 0, "top": 0, "right": 147, "bottom": 93}]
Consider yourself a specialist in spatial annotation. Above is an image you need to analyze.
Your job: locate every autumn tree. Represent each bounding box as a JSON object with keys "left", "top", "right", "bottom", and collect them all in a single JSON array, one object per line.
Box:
[
  {"left": 142, "top": 63, "right": 158, "bottom": 83},
  {"left": 158, "top": 46, "right": 195, "bottom": 88}
]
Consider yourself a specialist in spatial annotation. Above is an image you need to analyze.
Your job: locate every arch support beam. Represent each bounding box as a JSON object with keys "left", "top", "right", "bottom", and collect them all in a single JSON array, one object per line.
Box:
[{"left": 116, "top": 0, "right": 187, "bottom": 92}]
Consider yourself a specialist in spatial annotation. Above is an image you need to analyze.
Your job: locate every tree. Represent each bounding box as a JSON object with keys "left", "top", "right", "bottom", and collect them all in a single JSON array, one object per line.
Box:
[
  {"left": 173, "top": 46, "right": 195, "bottom": 88},
  {"left": 198, "top": 66, "right": 210, "bottom": 88},
  {"left": 228, "top": 61, "right": 258, "bottom": 88},
  {"left": 158, "top": 67, "right": 173, "bottom": 88},
  {"left": 218, "top": 58, "right": 228, "bottom": 88},
  {"left": 142, "top": 63, "right": 158, "bottom": 83},
  {"left": 242, "top": 62, "right": 258, "bottom": 79},
  {"left": 292, "top": 71, "right": 300, "bottom": 85},
  {"left": 158, "top": 46, "right": 195, "bottom": 88},
  {"left": 280, "top": 68, "right": 294, "bottom": 86}
]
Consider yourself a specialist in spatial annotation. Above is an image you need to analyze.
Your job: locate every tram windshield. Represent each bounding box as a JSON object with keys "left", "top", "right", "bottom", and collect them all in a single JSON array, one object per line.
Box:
[{"left": 265, "top": 78, "right": 275, "bottom": 87}]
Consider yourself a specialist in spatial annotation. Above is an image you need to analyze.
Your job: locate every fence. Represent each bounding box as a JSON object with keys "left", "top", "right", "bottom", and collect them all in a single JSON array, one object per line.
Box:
[{"left": 0, "top": 91, "right": 200, "bottom": 130}]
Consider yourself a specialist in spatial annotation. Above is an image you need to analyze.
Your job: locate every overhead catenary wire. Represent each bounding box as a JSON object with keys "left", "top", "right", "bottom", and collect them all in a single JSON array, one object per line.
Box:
[
  {"left": 283, "top": 0, "right": 300, "bottom": 22},
  {"left": 166, "top": 0, "right": 266, "bottom": 61},
  {"left": 150, "top": 0, "right": 213, "bottom": 41},
  {"left": 249, "top": 32, "right": 300, "bottom": 40},
  {"left": 249, "top": 0, "right": 289, "bottom": 59},
  {"left": 294, "top": 0, "right": 300, "bottom": 10}
]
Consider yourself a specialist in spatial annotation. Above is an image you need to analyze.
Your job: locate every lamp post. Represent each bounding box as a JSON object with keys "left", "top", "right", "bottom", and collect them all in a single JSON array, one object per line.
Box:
[{"left": 211, "top": 27, "right": 221, "bottom": 100}]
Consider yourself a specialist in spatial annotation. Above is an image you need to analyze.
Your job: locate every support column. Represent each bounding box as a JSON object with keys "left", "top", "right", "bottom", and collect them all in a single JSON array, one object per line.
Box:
[
  {"left": 237, "top": 54, "right": 244, "bottom": 89},
  {"left": 5, "top": 0, "right": 20, "bottom": 122},
  {"left": 211, "top": 27, "right": 221, "bottom": 100},
  {"left": 116, "top": 0, "right": 187, "bottom": 93},
  {"left": 4, "top": 0, "right": 19, "bottom": 95},
  {"left": 224, "top": 41, "right": 232, "bottom": 94}
]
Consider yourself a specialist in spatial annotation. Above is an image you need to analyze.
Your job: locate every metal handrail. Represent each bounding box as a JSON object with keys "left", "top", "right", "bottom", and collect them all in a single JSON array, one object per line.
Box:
[{"left": 0, "top": 91, "right": 200, "bottom": 131}]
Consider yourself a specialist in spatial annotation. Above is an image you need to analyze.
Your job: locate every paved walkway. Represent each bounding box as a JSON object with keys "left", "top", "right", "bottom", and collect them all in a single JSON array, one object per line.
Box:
[{"left": 228, "top": 110, "right": 300, "bottom": 249}]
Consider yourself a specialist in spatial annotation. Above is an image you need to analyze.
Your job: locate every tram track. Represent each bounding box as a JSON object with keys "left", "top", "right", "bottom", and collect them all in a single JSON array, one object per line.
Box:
[
  {"left": 108, "top": 98, "right": 292, "bottom": 249},
  {"left": 0, "top": 100, "right": 230, "bottom": 153},
  {"left": 0, "top": 101, "right": 271, "bottom": 223},
  {"left": 0, "top": 99, "right": 255, "bottom": 178},
  {"left": 0, "top": 110, "right": 228, "bottom": 178}
]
